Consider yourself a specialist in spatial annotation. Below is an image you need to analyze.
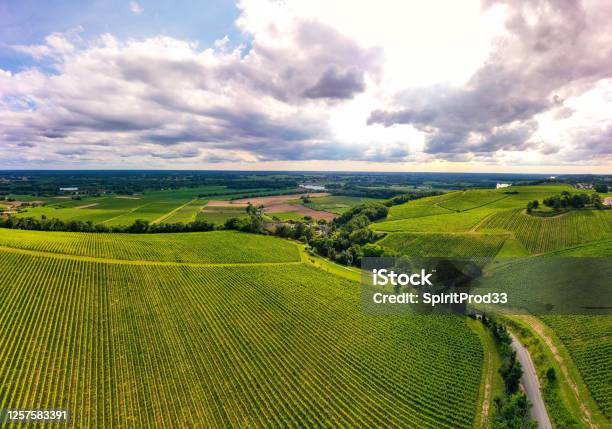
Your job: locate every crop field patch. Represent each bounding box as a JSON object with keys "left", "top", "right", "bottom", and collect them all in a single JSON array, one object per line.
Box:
[
  {"left": 162, "top": 200, "right": 206, "bottom": 224},
  {"left": 197, "top": 206, "right": 248, "bottom": 224},
  {"left": 477, "top": 209, "right": 612, "bottom": 254},
  {"left": 302, "top": 195, "right": 383, "bottom": 215},
  {"left": 380, "top": 232, "right": 508, "bottom": 257},
  {"left": 0, "top": 250, "right": 483, "bottom": 428},
  {"left": 541, "top": 316, "right": 612, "bottom": 418},
  {"left": 372, "top": 208, "right": 497, "bottom": 233},
  {"left": 263, "top": 203, "right": 336, "bottom": 221},
  {"left": 0, "top": 228, "right": 300, "bottom": 264}
]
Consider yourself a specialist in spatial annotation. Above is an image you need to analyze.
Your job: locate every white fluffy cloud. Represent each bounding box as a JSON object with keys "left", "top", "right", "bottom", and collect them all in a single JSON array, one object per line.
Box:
[
  {"left": 0, "top": 0, "right": 611, "bottom": 171},
  {"left": 129, "top": 1, "right": 144, "bottom": 15}
]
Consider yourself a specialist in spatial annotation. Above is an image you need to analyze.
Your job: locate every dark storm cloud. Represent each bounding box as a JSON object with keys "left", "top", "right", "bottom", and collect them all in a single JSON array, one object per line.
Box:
[
  {"left": 368, "top": 0, "right": 612, "bottom": 159},
  {"left": 303, "top": 66, "right": 365, "bottom": 99}
]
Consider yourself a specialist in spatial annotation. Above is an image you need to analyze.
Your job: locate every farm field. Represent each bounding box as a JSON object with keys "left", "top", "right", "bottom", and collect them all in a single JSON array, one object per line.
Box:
[
  {"left": 197, "top": 206, "right": 249, "bottom": 225},
  {"left": 301, "top": 195, "right": 383, "bottom": 215},
  {"left": 374, "top": 185, "right": 611, "bottom": 255},
  {"left": 206, "top": 192, "right": 338, "bottom": 222},
  {"left": 371, "top": 207, "right": 497, "bottom": 233},
  {"left": 0, "top": 230, "right": 484, "bottom": 428},
  {"left": 372, "top": 184, "right": 612, "bottom": 426},
  {"left": 0, "top": 229, "right": 300, "bottom": 264},
  {"left": 477, "top": 208, "right": 612, "bottom": 254},
  {"left": 267, "top": 211, "right": 305, "bottom": 221},
  {"left": 262, "top": 203, "right": 336, "bottom": 221},
  {"left": 10, "top": 186, "right": 300, "bottom": 226},
  {"left": 541, "top": 316, "right": 612, "bottom": 419},
  {"left": 380, "top": 232, "right": 508, "bottom": 257},
  {"left": 160, "top": 200, "right": 207, "bottom": 224},
  {"left": 550, "top": 239, "right": 612, "bottom": 256}
]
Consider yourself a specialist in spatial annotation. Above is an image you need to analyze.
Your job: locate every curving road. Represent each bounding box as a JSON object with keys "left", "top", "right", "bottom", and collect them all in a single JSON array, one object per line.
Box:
[{"left": 510, "top": 333, "right": 552, "bottom": 429}]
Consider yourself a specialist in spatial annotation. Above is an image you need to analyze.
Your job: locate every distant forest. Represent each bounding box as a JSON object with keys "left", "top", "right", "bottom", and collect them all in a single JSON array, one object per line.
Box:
[{"left": 1, "top": 170, "right": 608, "bottom": 199}]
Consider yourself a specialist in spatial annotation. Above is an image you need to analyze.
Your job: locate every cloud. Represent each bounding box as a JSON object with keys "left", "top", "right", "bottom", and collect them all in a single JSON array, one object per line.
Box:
[
  {"left": 303, "top": 66, "right": 365, "bottom": 99},
  {"left": 0, "top": 0, "right": 611, "bottom": 170},
  {"left": 129, "top": 1, "right": 144, "bottom": 14},
  {"left": 367, "top": 0, "right": 612, "bottom": 162},
  {"left": 0, "top": 3, "right": 383, "bottom": 167},
  {"left": 11, "top": 27, "right": 83, "bottom": 59}
]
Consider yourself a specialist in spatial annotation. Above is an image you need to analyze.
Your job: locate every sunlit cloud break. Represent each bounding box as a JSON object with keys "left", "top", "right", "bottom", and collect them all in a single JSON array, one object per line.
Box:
[{"left": 0, "top": 0, "right": 611, "bottom": 172}]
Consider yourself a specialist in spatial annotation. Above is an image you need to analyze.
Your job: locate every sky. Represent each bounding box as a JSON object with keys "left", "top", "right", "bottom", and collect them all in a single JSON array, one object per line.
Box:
[{"left": 0, "top": 0, "right": 611, "bottom": 173}]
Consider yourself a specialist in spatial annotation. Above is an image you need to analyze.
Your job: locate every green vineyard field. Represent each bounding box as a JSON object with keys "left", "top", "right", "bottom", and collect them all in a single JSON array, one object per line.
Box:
[
  {"left": 371, "top": 208, "right": 496, "bottom": 233},
  {"left": 477, "top": 209, "right": 612, "bottom": 254},
  {"left": 0, "top": 229, "right": 300, "bottom": 264},
  {"left": 541, "top": 316, "right": 612, "bottom": 418},
  {"left": 0, "top": 245, "right": 484, "bottom": 428},
  {"left": 380, "top": 232, "right": 508, "bottom": 257}
]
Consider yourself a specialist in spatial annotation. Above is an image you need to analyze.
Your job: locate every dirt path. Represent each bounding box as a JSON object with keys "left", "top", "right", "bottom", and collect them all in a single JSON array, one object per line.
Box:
[
  {"left": 480, "top": 350, "right": 493, "bottom": 428},
  {"left": 75, "top": 203, "right": 98, "bottom": 209},
  {"left": 519, "top": 316, "right": 598, "bottom": 429}
]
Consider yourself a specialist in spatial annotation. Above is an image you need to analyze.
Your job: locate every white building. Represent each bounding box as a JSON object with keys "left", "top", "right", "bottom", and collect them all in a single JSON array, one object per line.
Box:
[
  {"left": 299, "top": 184, "right": 326, "bottom": 191},
  {"left": 496, "top": 183, "right": 511, "bottom": 189},
  {"left": 59, "top": 187, "right": 79, "bottom": 192}
]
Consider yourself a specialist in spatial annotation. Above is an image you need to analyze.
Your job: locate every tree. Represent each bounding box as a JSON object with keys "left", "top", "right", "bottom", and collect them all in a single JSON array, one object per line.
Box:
[
  {"left": 128, "top": 219, "right": 149, "bottom": 233},
  {"left": 546, "top": 367, "right": 556, "bottom": 383},
  {"left": 594, "top": 183, "right": 608, "bottom": 193}
]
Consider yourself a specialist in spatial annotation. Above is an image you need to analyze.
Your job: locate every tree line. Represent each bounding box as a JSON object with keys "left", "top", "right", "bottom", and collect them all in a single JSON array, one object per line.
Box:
[
  {"left": 479, "top": 315, "right": 536, "bottom": 429},
  {"left": 0, "top": 216, "right": 216, "bottom": 233}
]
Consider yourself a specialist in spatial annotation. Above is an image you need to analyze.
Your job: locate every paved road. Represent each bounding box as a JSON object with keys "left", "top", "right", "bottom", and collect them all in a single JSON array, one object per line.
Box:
[{"left": 510, "top": 333, "right": 552, "bottom": 429}]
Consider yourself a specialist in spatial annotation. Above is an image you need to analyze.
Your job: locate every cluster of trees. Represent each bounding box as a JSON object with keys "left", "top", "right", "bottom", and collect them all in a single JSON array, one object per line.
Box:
[
  {"left": 0, "top": 216, "right": 215, "bottom": 234},
  {"left": 480, "top": 315, "right": 536, "bottom": 429},
  {"left": 223, "top": 201, "right": 392, "bottom": 266},
  {"left": 527, "top": 192, "right": 607, "bottom": 213},
  {"left": 309, "top": 204, "right": 389, "bottom": 266},
  {"left": 526, "top": 200, "right": 539, "bottom": 213},
  {"left": 543, "top": 191, "right": 604, "bottom": 210},
  {"left": 384, "top": 190, "right": 442, "bottom": 207},
  {"left": 283, "top": 202, "right": 391, "bottom": 266}
]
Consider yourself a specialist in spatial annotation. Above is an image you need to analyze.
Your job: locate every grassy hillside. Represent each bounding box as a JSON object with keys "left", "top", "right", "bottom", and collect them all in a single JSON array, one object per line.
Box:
[
  {"left": 372, "top": 184, "right": 612, "bottom": 425},
  {"left": 0, "top": 232, "right": 484, "bottom": 428},
  {"left": 0, "top": 229, "right": 300, "bottom": 264},
  {"left": 374, "top": 185, "right": 611, "bottom": 255},
  {"left": 478, "top": 209, "right": 611, "bottom": 254},
  {"left": 380, "top": 232, "right": 507, "bottom": 257}
]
